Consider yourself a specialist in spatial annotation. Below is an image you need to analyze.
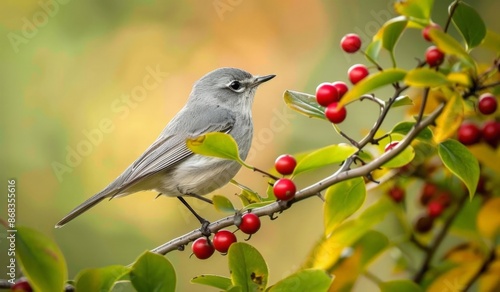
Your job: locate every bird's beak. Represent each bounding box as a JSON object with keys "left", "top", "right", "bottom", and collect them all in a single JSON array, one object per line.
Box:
[{"left": 251, "top": 74, "right": 276, "bottom": 87}]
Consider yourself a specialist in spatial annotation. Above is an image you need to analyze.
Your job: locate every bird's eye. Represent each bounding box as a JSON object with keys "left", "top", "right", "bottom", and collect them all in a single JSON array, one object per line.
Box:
[{"left": 228, "top": 81, "right": 243, "bottom": 92}]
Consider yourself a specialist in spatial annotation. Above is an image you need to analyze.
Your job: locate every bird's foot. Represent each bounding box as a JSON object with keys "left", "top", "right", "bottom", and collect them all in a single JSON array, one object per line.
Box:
[{"left": 200, "top": 220, "right": 211, "bottom": 237}]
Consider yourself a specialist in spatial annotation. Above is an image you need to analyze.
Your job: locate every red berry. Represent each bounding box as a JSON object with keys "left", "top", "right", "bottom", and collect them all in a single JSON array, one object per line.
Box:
[
  {"left": 435, "top": 192, "right": 452, "bottom": 208},
  {"left": 420, "top": 183, "right": 437, "bottom": 205},
  {"left": 213, "top": 230, "right": 237, "bottom": 253},
  {"left": 384, "top": 141, "right": 399, "bottom": 152},
  {"left": 192, "top": 237, "right": 215, "bottom": 259},
  {"left": 332, "top": 81, "right": 349, "bottom": 98},
  {"left": 388, "top": 186, "right": 405, "bottom": 203},
  {"left": 425, "top": 46, "right": 445, "bottom": 67},
  {"left": 239, "top": 213, "right": 261, "bottom": 235},
  {"left": 325, "top": 102, "right": 347, "bottom": 124},
  {"left": 422, "top": 24, "right": 441, "bottom": 42},
  {"left": 316, "top": 83, "right": 339, "bottom": 106},
  {"left": 11, "top": 278, "right": 33, "bottom": 292},
  {"left": 348, "top": 64, "right": 369, "bottom": 84},
  {"left": 482, "top": 120, "right": 500, "bottom": 147},
  {"left": 273, "top": 178, "right": 297, "bottom": 201},
  {"left": 458, "top": 122, "right": 481, "bottom": 145},
  {"left": 427, "top": 201, "right": 444, "bottom": 218},
  {"left": 340, "top": 33, "right": 362, "bottom": 53},
  {"left": 415, "top": 215, "right": 434, "bottom": 233},
  {"left": 275, "top": 154, "right": 297, "bottom": 175},
  {"left": 478, "top": 93, "right": 498, "bottom": 115}
]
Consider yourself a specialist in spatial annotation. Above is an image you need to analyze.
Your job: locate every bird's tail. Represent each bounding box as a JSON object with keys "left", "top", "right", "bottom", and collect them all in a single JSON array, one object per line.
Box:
[{"left": 55, "top": 189, "right": 118, "bottom": 228}]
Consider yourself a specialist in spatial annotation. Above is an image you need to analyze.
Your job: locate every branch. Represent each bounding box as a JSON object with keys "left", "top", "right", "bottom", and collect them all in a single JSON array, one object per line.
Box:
[
  {"left": 357, "top": 85, "right": 409, "bottom": 148},
  {"left": 150, "top": 103, "right": 445, "bottom": 255},
  {"left": 462, "top": 246, "right": 497, "bottom": 291}
]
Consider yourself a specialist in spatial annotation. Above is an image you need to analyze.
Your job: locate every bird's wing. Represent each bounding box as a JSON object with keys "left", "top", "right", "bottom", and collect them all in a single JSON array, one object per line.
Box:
[
  {"left": 108, "top": 105, "right": 237, "bottom": 195},
  {"left": 55, "top": 105, "right": 236, "bottom": 228}
]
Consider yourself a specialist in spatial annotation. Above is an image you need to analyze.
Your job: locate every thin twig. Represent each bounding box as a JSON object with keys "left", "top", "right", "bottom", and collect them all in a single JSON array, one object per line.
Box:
[
  {"left": 416, "top": 88, "right": 430, "bottom": 124},
  {"left": 357, "top": 85, "right": 409, "bottom": 147},
  {"left": 444, "top": 0, "right": 459, "bottom": 33},
  {"left": 252, "top": 167, "right": 280, "bottom": 180},
  {"left": 410, "top": 234, "right": 431, "bottom": 252},
  {"left": 364, "top": 270, "right": 383, "bottom": 285},
  {"left": 413, "top": 192, "right": 468, "bottom": 283},
  {"left": 462, "top": 247, "right": 496, "bottom": 291}
]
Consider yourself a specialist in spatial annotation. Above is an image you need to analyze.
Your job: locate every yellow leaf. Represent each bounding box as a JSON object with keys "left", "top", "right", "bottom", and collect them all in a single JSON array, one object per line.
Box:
[
  {"left": 443, "top": 242, "right": 484, "bottom": 263},
  {"left": 468, "top": 144, "right": 500, "bottom": 176},
  {"left": 407, "top": 88, "right": 444, "bottom": 117},
  {"left": 480, "top": 259, "right": 500, "bottom": 291},
  {"left": 477, "top": 197, "right": 500, "bottom": 239},
  {"left": 328, "top": 248, "right": 361, "bottom": 291},
  {"left": 427, "top": 261, "right": 482, "bottom": 292},
  {"left": 433, "top": 91, "right": 464, "bottom": 143},
  {"left": 447, "top": 72, "right": 472, "bottom": 87}
]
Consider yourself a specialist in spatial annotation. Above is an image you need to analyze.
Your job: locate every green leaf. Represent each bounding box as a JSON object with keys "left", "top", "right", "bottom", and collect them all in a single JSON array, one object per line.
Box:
[
  {"left": 307, "top": 198, "right": 394, "bottom": 270},
  {"left": 451, "top": 2, "right": 486, "bottom": 49},
  {"left": 394, "top": 0, "right": 434, "bottom": 20},
  {"left": 75, "top": 266, "right": 129, "bottom": 292},
  {"left": 228, "top": 243, "right": 268, "bottom": 292},
  {"left": 213, "top": 195, "right": 236, "bottom": 213},
  {"left": 404, "top": 68, "right": 450, "bottom": 87},
  {"left": 191, "top": 274, "right": 233, "bottom": 290},
  {"left": 379, "top": 16, "right": 408, "bottom": 66},
  {"left": 283, "top": 90, "right": 326, "bottom": 120},
  {"left": 15, "top": 226, "right": 67, "bottom": 292},
  {"left": 241, "top": 201, "right": 274, "bottom": 212},
  {"left": 365, "top": 39, "right": 382, "bottom": 64},
  {"left": 324, "top": 177, "right": 366, "bottom": 236},
  {"left": 380, "top": 280, "right": 423, "bottom": 292},
  {"left": 232, "top": 180, "right": 264, "bottom": 205},
  {"left": 292, "top": 144, "right": 357, "bottom": 177},
  {"left": 130, "top": 251, "right": 176, "bottom": 292},
  {"left": 340, "top": 69, "right": 407, "bottom": 106},
  {"left": 379, "top": 134, "right": 415, "bottom": 168},
  {"left": 391, "top": 122, "right": 433, "bottom": 141},
  {"left": 187, "top": 132, "right": 247, "bottom": 167},
  {"left": 329, "top": 231, "right": 389, "bottom": 291},
  {"left": 447, "top": 72, "right": 472, "bottom": 87},
  {"left": 381, "top": 17, "right": 408, "bottom": 52},
  {"left": 428, "top": 28, "right": 475, "bottom": 68},
  {"left": 392, "top": 95, "right": 413, "bottom": 108},
  {"left": 438, "top": 139, "right": 479, "bottom": 198},
  {"left": 268, "top": 269, "right": 332, "bottom": 292}
]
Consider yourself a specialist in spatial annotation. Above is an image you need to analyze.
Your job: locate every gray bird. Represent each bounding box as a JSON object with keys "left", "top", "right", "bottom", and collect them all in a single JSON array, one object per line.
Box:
[{"left": 56, "top": 67, "right": 275, "bottom": 233}]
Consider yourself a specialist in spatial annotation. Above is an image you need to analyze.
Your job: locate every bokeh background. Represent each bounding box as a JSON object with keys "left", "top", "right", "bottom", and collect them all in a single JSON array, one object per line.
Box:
[{"left": 1, "top": 0, "right": 499, "bottom": 291}]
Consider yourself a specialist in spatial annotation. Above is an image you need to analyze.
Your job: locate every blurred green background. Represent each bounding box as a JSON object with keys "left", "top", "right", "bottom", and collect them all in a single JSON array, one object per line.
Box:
[{"left": 1, "top": 0, "right": 498, "bottom": 291}]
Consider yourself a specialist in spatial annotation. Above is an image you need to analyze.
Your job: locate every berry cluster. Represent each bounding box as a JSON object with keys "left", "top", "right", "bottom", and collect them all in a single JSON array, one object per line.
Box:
[
  {"left": 192, "top": 154, "right": 300, "bottom": 260},
  {"left": 422, "top": 24, "right": 446, "bottom": 67},
  {"left": 191, "top": 213, "right": 261, "bottom": 259},
  {"left": 414, "top": 183, "right": 452, "bottom": 233},
  {"left": 313, "top": 33, "right": 374, "bottom": 124},
  {"left": 457, "top": 93, "right": 499, "bottom": 148},
  {"left": 273, "top": 154, "right": 298, "bottom": 200}
]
